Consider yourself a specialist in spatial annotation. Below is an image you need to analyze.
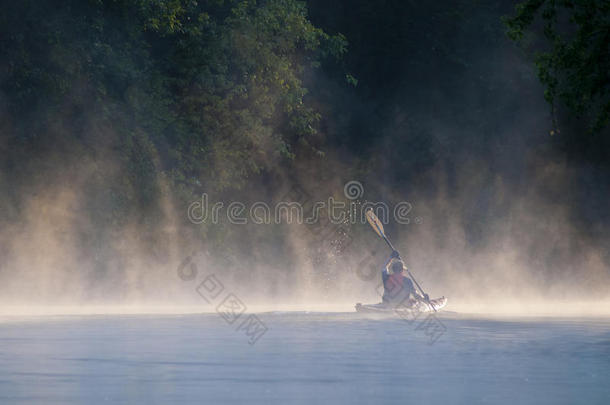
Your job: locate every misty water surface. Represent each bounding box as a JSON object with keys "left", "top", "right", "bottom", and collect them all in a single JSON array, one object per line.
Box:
[{"left": 1, "top": 313, "right": 609, "bottom": 404}]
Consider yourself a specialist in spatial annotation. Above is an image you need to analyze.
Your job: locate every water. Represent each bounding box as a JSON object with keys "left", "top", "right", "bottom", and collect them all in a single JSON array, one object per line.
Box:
[{"left": 1, "top": 312, "right": 609, "bottom": 404}]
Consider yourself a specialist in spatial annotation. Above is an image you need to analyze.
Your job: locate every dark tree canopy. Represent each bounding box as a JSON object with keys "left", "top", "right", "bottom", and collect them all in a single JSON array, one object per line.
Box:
[
  {"left": 0, "top": 0, "right": 609, "bottom": 282},
  {"left": 0, "top": 0, "right": 346, "bottom": 194},
  {"left": 505, "top": 0, "right": 610, "bottom": 132}
]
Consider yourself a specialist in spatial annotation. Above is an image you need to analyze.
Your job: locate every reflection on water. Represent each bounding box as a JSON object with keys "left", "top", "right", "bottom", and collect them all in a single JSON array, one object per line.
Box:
[{"left": 0, "top": 313, "right": 609, "bottom": 404}]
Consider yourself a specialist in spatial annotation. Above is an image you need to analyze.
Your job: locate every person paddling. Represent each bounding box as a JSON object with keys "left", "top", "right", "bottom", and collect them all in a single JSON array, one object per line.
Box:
[{"left": 381, "top": 250, "right": 428, "bottom": 306}]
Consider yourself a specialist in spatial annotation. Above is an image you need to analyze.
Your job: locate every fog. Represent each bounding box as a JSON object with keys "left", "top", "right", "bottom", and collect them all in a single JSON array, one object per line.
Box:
[{"left": 1, "top": 0, "right": 609, "bottom": 317}]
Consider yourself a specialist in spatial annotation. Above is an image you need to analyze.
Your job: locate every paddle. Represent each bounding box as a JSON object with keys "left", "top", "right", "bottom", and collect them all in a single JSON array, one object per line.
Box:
[{"left": 365, "top": 208, "right": 436, "bottom": 312}]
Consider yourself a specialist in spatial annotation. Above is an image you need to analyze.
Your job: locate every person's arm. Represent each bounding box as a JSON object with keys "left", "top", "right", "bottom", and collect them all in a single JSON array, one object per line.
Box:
[
  {"left": 387, "top": 250, "right": 400, "bottom": 264},
  {"left": 403, "top": 277, "right": 425, "bottom": 300},
  {"left": 381, "top": 266, "right": 390, "bottom": 284},
  {"left": 382, "top": 257, "right": 392, "bottom": 271},
  {"left": 381, "top": 250, "right": 400, "bottom": 282},
  {"left": 381, "top": 255, "right": 393, "bottom": 281}
]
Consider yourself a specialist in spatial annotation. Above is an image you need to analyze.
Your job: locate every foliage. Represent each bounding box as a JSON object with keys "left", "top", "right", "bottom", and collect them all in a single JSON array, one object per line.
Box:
[
  {"left": 0, "top": 0, "right": 347, "bottom": 259},
  {"left": 0, "top": 0, "right": 346, "bottom": 192},
  {"left": 505, "top": 0, "right": 610, "bottom": 132}
]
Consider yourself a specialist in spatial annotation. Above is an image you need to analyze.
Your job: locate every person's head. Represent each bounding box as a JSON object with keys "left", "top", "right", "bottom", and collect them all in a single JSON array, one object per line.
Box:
[{"left": 390, "top": 259, "right": 404, "bottom": 274}]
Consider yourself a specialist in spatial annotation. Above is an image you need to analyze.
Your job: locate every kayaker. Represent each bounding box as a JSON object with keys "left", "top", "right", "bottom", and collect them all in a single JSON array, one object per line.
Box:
[{"left": 381, "top": 251, "right": 428, "bottom": 305}]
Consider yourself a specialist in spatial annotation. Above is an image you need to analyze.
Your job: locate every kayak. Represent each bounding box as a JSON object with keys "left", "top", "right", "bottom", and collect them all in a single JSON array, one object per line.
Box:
[{"left": 355, "top": 297, "right": 447, "bottom": 314}]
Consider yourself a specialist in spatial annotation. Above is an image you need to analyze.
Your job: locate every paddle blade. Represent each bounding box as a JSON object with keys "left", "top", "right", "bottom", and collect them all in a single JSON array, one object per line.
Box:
[{"left": 365, "top": 209, "right": 385, "bottom": 237}]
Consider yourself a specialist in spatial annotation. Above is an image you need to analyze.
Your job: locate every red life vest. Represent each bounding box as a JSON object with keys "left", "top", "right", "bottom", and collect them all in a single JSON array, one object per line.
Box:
[{"left": 385, "top": 272, "right": 406, "bottom": 300}]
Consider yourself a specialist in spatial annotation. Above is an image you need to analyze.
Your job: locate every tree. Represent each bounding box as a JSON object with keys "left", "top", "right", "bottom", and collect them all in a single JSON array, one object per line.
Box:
[
  {"left": 0, "top": 0, "right": 347, "bottom": 262},
  {"left": 505, "top": 0, "right": 610, "bottom": 132},
  {"left": 0, "top": 0, "right": 347, "bottom": 203}
]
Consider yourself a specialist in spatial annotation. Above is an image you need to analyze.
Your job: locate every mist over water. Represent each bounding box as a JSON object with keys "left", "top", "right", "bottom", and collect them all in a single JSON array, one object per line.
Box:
[
  {"left": 1, "top": 0, "right": 609, "bottom": 318},
  {"left": 1, "top": 170, "right": 608, "bottom": 317}
]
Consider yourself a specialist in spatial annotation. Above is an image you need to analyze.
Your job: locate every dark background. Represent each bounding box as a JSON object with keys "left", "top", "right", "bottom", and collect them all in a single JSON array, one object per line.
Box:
[{"left": 0, "top": 0, "right": 608, "bottom": 303}]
